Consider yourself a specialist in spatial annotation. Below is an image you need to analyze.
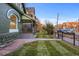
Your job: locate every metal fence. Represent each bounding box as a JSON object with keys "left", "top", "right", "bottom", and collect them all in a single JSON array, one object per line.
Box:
[{"left": 57, "top": 31, "right": 76, "bottom": 46}]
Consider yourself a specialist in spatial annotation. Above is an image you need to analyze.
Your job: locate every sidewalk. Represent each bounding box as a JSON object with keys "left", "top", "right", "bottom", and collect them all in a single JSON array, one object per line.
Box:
[
  {"left": 0, "top": 39, "right": 36, "bottom": 56},
  {"left": 56, "top": 34, "right": 79, "bottom": 46},
  {"left": 63, "top": 37, "right": 79, "bottom": 46},
  {"left": 19, "top": 33, "right": 34, "bottom": 39}
]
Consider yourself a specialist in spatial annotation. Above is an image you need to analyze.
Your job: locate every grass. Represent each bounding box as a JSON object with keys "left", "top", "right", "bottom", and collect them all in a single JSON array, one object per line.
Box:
[
  {"left": 6, "top": 41, "right": 38, "bottom": 56},
  {"left": 37, "top": 41, "right": 50, "bottom": 56},
  {"left": 35, "top": 30, "right": 53, "bottom": 38},
  {"left": 57, "top": 41, "right": 79, "bottom": 55},
  {"left": 35, "top": 34, "right": 53, "bottom": 38},
  {"left": 6, "top": 40, "right": 79, "bottom": 56},
  {"left": 49, "top": 41, "right": 75, "bottom": 56},
  {"left": 45, "top": 41, "right": 62, "bottom": 56}
]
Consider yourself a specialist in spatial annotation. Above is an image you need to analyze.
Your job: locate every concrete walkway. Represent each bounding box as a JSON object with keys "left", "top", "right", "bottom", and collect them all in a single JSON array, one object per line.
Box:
[
  {"left": 0, "top": 34, "right": 35, "bottom": 55},
  {"left": 35, "top": 38, "right": 61, "bottom": 41},
  {"left": 19, "top": 33, "right": 34, "bottom": 39},
  {"left": 0, "top": 39, "right": 37, "bottom": 56}
]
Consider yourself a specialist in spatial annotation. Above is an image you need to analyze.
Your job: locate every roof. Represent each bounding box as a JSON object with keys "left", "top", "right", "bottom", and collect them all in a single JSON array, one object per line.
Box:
[{"left": 7, "top": 3, "right": 36, "bottom": 22}]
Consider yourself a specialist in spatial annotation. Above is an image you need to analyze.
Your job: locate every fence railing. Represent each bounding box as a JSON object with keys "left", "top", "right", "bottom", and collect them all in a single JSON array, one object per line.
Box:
[
  {"left": 57, "top": 31, "right": 76, "bottom": 46},
  {"left": 0, "top": 32, "right": 19, "bottom": 47}
]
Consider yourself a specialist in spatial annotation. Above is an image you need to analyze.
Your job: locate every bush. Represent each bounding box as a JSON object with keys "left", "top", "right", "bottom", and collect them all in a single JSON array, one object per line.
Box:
[{"left": 43, "top": 21, "right": 54, "bottom": 35}]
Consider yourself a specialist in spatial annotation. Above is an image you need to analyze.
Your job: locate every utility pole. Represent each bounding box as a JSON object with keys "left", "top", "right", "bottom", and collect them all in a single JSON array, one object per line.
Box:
[{"left": 56, "top": 13, "right": 59, "bottom": 30}]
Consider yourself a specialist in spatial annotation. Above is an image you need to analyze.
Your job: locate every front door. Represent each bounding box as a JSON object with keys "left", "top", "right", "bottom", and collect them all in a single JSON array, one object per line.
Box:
[{"left": 22, "top": 23, "right": 33, "bottom": 33}]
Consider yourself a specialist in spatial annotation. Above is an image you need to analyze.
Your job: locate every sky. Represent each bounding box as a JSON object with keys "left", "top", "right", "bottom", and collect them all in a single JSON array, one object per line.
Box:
[{"left": 25, "top": 3, "right": 79, "bottom": 25}]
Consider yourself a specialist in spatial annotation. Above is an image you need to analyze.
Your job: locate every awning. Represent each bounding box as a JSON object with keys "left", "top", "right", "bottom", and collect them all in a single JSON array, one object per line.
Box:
[{"left": 7, "top": 3, "right": 36, "bottom": 22}]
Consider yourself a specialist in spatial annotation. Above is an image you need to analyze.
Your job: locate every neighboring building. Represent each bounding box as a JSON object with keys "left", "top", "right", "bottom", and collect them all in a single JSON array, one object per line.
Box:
[
  {"left": 25, "top": 7, "right": 35, "bottom": 19},
  {"left": 57, "top": 24, "right": 63, "bottom": 29},
  {"left": 36, "top": 19, "right": 44, "bottom": 32},
  {"left": 57, "top": 22, "right": 79, "bottom": 32}
]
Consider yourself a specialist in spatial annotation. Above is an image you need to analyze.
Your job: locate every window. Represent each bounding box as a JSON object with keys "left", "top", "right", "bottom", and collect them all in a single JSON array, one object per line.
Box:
[
  {"left": 7, "top": 9, "right": 20, "bottom": 33},
  {"left": 10, "top": 15, "right": 17, "bottom": 29}
]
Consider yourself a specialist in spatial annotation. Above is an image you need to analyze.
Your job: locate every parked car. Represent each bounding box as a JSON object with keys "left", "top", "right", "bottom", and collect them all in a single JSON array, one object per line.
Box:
[
  {"left": 68, "top": 28, "right": 75, "bottom": 33},
  {"left": 58, "top": 28, "right": 75, "bottom": 33}
]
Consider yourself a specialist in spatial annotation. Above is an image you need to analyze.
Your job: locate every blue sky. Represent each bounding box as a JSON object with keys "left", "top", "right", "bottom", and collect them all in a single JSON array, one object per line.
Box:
[{"left": 25, "top": 3, "right": 79, "bottom": 25}]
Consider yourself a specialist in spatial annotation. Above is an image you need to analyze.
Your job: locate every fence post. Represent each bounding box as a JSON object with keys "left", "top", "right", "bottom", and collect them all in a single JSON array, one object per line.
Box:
[
  {"left": 55, "top": 32, "right": 56, "bottom": 38},
  {"left": 73, "top": 33, "right": 75, "bottom": 46},
  {"left": 62, "top": 32, "right": 63, "bottom": 40},
  {"left": 57, "top": 31, "right": 59, "bottom": 39}
]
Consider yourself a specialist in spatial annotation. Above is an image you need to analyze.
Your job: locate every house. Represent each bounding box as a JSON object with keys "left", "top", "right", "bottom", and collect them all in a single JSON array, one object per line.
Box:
[
  {"left": 22, "top": 7, "right": 37, "bottom": 33},
  {"left": 0, "top": 3, "right": 36, "bottom": 47}
]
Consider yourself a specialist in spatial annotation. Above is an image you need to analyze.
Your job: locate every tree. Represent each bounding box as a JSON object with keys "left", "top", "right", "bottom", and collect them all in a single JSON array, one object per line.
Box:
[{"left": 43, "top": 21, "right": 54, "bottom": 35}]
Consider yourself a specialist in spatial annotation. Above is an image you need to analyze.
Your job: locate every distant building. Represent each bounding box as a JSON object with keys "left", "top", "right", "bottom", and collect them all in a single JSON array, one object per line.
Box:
[
  {"left": 57, "top": 22, "right": 79, "bottom": 32},
  {"left": 25, "top": 7, "right": 35, "bottom": 19}
]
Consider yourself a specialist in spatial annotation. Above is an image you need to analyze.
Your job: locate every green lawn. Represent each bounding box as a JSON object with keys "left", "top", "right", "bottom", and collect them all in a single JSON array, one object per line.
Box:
[
  {"left": 6, "top": 40, "right": 79, "bottom": 56},
  {"left": 35, "top": 31, "right": 53, "bottom": 38}
]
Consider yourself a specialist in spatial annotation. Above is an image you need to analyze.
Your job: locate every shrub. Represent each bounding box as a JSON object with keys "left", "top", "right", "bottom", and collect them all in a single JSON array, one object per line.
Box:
[{"left": 43, "top": 21, "right": 54, "bottom": 35}]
